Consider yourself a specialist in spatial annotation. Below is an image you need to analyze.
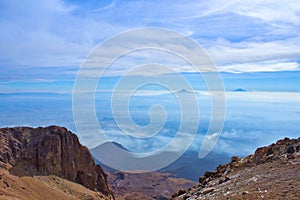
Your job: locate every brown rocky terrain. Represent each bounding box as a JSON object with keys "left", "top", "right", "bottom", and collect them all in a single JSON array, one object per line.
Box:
[
  {"left": 107, "top": 171, "right": 196, "bottom": 200},
  {"left": 2, "top": 125, "right": 299, "bottom": 200},
  {"left": 172, "top": 137, "right": 300, "bottom": 200},
  {"left": 0, "top": 168, "right": 110, "bottom": 200},
  {"left": 0, "top": 126, "right": 114, "bottom": 200}
]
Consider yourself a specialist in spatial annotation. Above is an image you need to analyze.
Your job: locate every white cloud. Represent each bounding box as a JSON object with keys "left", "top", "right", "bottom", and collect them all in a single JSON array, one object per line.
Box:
[
  {"left": 0, "top": 0, "right": 300, "bottom": 75},
  {"left": 207, "top": 37, "right": 300, "bottom": 72},
  {"left": 231, "top": 0, "right": 300, "bottom": 25},
  {"left": 208, "top": 37, "right": 300, "bottom": 64},
  {"left": 218, "top": 61, "right": 299, "bottom": 73},
  {"left": 225, "top": 91, "right": 300, "bottom": 103},
  {"left": 0, "top": 0, "right": 122, "bottom": 68}
]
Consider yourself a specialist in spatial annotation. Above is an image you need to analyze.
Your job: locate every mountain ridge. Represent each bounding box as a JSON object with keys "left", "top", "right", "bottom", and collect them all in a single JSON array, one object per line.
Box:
[
  {"left": 172, "top": 137, "right": 300, "bottom": 199},
  {"left": 0, "top": 126, "right": 114, "bottom": 199}
]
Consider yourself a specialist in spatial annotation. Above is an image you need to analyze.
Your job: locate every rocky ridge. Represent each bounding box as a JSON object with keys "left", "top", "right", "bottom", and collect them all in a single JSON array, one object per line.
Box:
[
  {"left": 172, "top": 137, "right": 300, "bottom": 200},
  {"left": 0, "top": 126, "right": 114, "bottom": 199}
]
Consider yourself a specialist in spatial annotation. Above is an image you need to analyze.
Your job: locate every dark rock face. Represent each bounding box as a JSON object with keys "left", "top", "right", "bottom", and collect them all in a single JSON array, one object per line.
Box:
[
  {"left": 253, "top": 137, "right": 299, "bottom": 164},
  {"left": 231, "top": 156, "right": 239, "bottom": 162},
  {"left": 287, "top": 145, "right": 295, "bottom": 154},
  {"left": 0, "top": 126, "right": 114, "bottom": 199}
]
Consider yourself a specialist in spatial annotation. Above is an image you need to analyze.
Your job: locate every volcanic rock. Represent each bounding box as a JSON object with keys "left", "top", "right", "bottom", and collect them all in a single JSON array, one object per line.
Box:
[
  {"left": 0, "top": 126, "right": 114, "bottom": 199},
  {"left": 172, "top": 137, "right": 300, "bottom": 200}
]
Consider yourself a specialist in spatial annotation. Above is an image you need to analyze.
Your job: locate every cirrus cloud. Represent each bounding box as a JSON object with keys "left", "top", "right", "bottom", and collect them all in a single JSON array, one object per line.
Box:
[{"left": 0, "top": 0, "right": 300, "bottom": 82}]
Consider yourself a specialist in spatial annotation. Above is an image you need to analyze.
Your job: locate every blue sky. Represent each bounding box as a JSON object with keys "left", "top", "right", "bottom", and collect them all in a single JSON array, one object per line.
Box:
[{"left": 1, "top": 0, "right": 300, "bottom": 90}]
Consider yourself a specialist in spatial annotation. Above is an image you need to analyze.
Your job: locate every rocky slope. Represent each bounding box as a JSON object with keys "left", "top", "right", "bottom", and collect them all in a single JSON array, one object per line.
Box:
[
  {"left": 172, "top": 137, "right": 300, "bottom": 200},
  {"left": 0, "top": 126, "right": 114, "bottom": 200},
  {"left": 107, "top": 171, "right": 196, "bottom": 200},
  {"left": 0, "top": 168, "right": 110, "bottom": 200}
]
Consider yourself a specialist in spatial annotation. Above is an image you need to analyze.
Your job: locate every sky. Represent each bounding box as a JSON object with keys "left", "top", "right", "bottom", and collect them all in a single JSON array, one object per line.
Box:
[{"left": 1, "top": 0, "right": 300, "bottom": 90}]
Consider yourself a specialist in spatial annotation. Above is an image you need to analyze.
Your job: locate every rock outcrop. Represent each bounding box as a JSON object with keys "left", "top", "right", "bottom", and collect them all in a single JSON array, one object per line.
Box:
[
  {"left": 172, "top": 137, "right": 300, "bottom": 199},
  {"left": 0, "top": 126, "right": 114, "bottom": 199},
  {"left": 195, "top": 137, "right": 300, "bottom": 187}
]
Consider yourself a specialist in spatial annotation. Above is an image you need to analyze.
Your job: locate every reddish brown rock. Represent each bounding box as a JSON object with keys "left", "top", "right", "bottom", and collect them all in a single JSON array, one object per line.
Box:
[
  {"left": 231, "top": 156, "right": 239, "bottom": 163},
  {"left": 0, "top": 126, "right": 114, "bottom": 199}
]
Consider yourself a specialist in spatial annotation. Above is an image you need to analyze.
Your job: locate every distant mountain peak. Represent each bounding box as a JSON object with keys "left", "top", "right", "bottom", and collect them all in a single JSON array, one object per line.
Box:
[
  {"left": 233, "top": 88, "right": 247, "bottom": 92},
  {"left": 175, "top": 89, "right": 194, "bottom": 94}
]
